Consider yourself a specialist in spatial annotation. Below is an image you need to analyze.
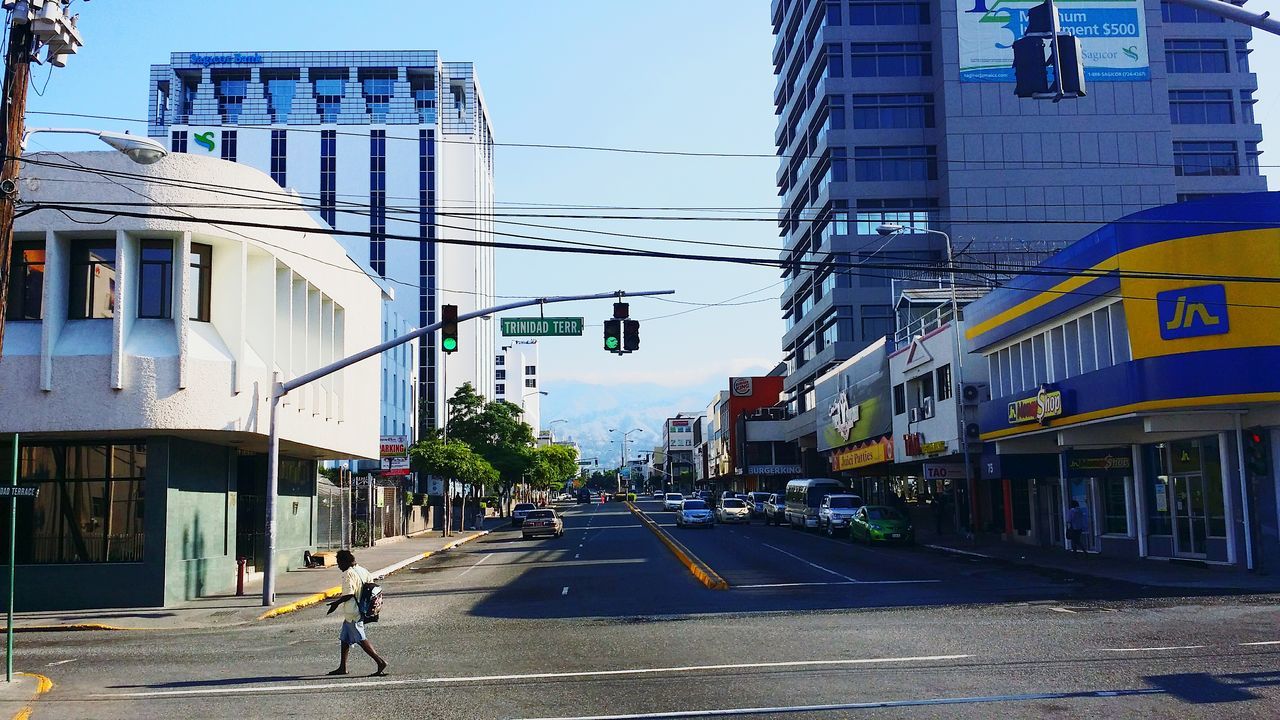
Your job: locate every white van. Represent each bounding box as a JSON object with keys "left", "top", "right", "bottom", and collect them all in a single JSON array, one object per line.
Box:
[{"left": 784, "top": 478, "right": 847, "bottom": 528}]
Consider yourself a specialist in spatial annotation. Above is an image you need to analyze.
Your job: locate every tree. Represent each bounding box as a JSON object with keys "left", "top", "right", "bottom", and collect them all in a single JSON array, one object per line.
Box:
[
  {"left": 409, "top": 437, "right": 499, "bottom": 489},
  {"left": 442, "top": 383, "right": 537, "bottom": 508}
]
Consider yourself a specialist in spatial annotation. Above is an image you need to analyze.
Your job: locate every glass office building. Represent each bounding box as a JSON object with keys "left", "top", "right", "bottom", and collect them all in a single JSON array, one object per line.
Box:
[
  {"left": 771, "top": 1, "right": 1266, "bottom": 468},
  {"left": 149, "top": 51, "right": 497, "bottom": 439}
]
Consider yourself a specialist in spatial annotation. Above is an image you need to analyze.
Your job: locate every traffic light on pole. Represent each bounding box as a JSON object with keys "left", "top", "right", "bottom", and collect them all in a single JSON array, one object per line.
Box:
[
  {"left": 441, "top": 303, "right": 459, "bottom": 353},
  {"left": 603, "top": 319, "right": 622, "bottom": 354},
  {"left": 1244, "top": 428, "right": 1272, "bottom": 477},
  {"left": 623, "top": 319, "right": 639, "bottom": 353}
]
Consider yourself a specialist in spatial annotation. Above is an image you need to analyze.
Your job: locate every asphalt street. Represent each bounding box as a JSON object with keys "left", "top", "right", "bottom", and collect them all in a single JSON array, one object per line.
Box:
[{"left": 9, "top": 500, "right": 1280, "bottom": 720}]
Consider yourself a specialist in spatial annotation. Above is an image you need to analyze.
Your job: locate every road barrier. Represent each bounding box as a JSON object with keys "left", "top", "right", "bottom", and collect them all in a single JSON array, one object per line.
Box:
[{"left": 626, "top": 503, "right": 729, "bottom": 590}]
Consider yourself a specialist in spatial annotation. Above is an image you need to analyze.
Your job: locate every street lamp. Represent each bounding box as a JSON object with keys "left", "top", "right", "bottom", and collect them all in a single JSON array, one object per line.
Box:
[
  {"left": 545, "top": 418, "right": 567, "bottom": 442},
  {"left": 877, "top": 222, "right": 973, "bottom": 535},
  {"left": 609, "top": 428, "right": 644, "bottom": 495},
  {"left": 24, "top": 128, "right": 169, "bottom": 165}
]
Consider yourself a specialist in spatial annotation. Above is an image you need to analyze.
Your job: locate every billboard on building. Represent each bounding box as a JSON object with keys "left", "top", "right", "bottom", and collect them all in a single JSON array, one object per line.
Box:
[
  {"left": 816, "top": 339, "right": 892, "bottom": 453},
  {"left": 956, "top": 0, "right": 1149, "bottom": 83}
]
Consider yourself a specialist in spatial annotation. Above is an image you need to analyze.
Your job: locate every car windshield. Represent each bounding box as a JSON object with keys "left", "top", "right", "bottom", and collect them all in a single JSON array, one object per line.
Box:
[
  {"left": 722, "top": 499, "right": 747, "bottom": 508},
  {"left": 667, "top": 494, "right": 683, "bottom": 500},
  {"left": 682, "top": 500, "right": 707, "bottom": 510},
  {"left": 527, "top": 510, "right": 555, "bottom": 519},
  {"left": 515, "top": 503, "right": 535, "bottom": 511},
  {"left": 827, "top": 496, "right": 858, "bottom": 508},
  {"left": 868, "top": 507, "right": 905, "bottom": 521}
]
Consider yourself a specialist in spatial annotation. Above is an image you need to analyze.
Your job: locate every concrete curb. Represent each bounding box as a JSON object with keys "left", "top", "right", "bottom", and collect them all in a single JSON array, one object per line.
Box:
[
  {"left": 257, "top": 529, "right": 490, "bottom": 620},
  {"left": 8, "top": 672, "right": 54, "bottom": 720},
  {"left": 626, "top": 503, "right": 729, "bottom": 591}
]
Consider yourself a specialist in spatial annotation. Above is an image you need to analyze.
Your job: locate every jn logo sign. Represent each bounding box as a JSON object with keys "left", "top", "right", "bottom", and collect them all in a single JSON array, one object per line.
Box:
[{"left": 1157, "top": 284, "right": 1229, "bottom": 340}]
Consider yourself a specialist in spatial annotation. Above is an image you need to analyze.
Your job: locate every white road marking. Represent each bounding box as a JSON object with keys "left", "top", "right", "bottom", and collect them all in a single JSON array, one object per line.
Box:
[
  {"left": 1100, "top": 645, "right": 1207, "bottom": 652},
  {"left": 574, "top": 553, "right": 580, "bottom": 559},
  {"left": 922, "top": 544, "right": 994, "bottom": 559},
  {"left": 761, "top": 543, "right": 857, "bottom": 583},
  {"left": 513, "top": 688, "right": 1164, "bottom": 720},
  {"left": 1239, "top": 640, "right": 1280, "bottom": 646},
  {"left": 734, "top": 580, "right": 940, "bottom": 589},
  {"left": 456, "top": 553, "right": 492, "bottom": 578},
  {"left": 46, "top": 658, "right": 77, "bottom": 666},
  {"left": 1049, "top": 607, "right": 1077, "bottom": 614},
  {"left": 93, "top": 654, "right": 973, "bottom": 699},
  {"left": 562, "top": 586, "right": 570, "bottom": 595}
]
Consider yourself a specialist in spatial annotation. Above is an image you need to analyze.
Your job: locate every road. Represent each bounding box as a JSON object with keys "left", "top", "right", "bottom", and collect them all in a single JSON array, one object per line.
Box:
[{"left": 10, "top": 499, "right": 1280, "bottom": 719}]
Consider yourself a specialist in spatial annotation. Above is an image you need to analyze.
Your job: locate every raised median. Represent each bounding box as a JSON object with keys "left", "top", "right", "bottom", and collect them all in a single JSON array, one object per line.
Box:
[{"left": 626, "top": 502, "right": 729, "bottom": 590}]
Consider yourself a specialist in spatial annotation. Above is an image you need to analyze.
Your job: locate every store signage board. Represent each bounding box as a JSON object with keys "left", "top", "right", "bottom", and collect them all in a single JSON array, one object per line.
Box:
[
  {"left": 501, "top": 317, "right": 584, "bottom": 337},
  {"left": 380, "top": 435, "right": 408, "bottom": 458},
  {"left": 1008, "top": 385, "right": 1065, "bottom": 425}
]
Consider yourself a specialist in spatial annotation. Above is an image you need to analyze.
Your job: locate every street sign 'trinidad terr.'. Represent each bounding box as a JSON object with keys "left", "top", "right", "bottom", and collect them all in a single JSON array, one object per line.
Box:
[
  {"left": 0, "top": 486, "right": 38, "bottom": 498},
  {"left": 500, "top": 317, "right": 584, "bottom": 337}
]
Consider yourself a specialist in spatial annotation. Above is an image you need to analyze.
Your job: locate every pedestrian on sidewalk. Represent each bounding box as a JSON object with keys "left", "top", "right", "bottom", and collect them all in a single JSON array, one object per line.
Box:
[
  {"left": 1067, "top": 500, "right": 1090, "bottom": 554},
  {"left": 325, "top": 550, "right": 388, "bottom": 677}
]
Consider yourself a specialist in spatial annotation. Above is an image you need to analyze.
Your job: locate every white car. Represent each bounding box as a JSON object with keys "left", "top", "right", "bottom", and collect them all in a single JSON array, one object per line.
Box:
[
  {"left": 512, "top": 502, "right": 537, "bottom": 527},
  {"left": 662, "top": 493, "right": 685, "bottom": 511},
  {"left": 675, "top": 499, "right": 715, "bottom": 528},
  {"left": 818, "top": 494, "right": 865, "bottom": 536},
  {"left": 716, "top": 497, "right": 752, "bottom": 524}
]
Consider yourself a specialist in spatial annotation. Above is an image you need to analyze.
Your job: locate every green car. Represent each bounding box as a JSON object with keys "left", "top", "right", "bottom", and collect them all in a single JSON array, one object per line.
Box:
[{"left": 849, "top": 505, "right": 914, "bottom": 544}]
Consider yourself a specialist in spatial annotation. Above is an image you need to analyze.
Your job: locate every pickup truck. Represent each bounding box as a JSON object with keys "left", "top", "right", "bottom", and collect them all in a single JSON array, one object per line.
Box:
[{"left": 764, "top": 493, "right": 787, "bottom": 526}]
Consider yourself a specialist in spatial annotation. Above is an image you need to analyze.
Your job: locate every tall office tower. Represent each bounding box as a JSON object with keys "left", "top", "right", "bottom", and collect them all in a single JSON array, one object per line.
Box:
[
  {"left": 149, "top": 51, "right": 496, "bottom": 438},
  {"left": 495, "top": 340, "right": 542, "bottom": 434},
  {"left": 771, "top": 1, "right": 1265, "bottom": 465}
]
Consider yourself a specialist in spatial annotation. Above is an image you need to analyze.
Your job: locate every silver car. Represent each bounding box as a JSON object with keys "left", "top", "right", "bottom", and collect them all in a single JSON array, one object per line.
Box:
[
  {"left": 716, "top": 497, "right": 752, "bottom": 524},
  {"left": 662, "top": 493, "right": 685, "bottom": 511},
  {"left": 676, "top": 499, "right": 715, "bottom": 528}
]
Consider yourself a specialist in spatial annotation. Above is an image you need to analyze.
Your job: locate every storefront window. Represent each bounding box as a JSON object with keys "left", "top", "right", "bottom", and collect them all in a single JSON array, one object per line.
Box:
[
  {"left": 1145, "top": 443, "right": 1173, "bottom": 535},
  {"left": 0, "top": 443, "right": 147, "bottom": 564},
  {"left": 1101, "top": 476, "right": 1129, "bottom": 534}
]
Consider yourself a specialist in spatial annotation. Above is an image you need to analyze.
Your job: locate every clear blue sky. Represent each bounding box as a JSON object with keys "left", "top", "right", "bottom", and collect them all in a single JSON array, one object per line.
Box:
[{"left": 25, "top": 1, "right": 1279, "bottom": 462}]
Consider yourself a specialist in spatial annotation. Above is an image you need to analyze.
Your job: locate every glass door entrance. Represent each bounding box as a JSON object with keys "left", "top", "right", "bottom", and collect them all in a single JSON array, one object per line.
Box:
[{"left": 1171, "top": 474, "right": 1207, "bottom": 557}]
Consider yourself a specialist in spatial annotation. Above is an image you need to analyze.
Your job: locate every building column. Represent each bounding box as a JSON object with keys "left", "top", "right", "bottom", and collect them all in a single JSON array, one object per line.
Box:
[
  {"left": 1132, "top": 443, "right": 1148, "bottom": 558},
  {"left": 239, "top": 66, "right": 271, "bottom": 125},
  {"left": 190, "top": 67, "right": 219, "bottom": 125},
  {"left": 1219, "top": 430, "right": 1239, "bottom": 565}
]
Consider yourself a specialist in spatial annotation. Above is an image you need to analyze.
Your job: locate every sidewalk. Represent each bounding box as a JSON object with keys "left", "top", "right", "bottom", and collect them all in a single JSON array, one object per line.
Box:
[
  {"left": 4, "top": 525, "right": 492, "bottom": 633},
  {"left": 921, "top": 531, "right": 1280, "bottom": 593}
]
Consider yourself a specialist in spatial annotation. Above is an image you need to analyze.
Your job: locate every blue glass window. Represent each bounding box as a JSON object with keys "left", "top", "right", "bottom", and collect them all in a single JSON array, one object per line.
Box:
[
  {"left": 216, "top": 78, "right": 247, "bottom": 123},
  {"left": 419, "top": 128, "right": 437, "bottom": 427},
  {"left": 853, "top": 146, "right": 937, "bottom": 182},
  {"left": 1235, "top": 39, "right": 1250, "bottom": 72},
  {"left": 137, "top": 240, "right": 173, "bottom": 320},
  {"left": 1242, "top": 90, "right": 1256, "bottom": 124},
  {"left": 362, "top": 71, "right": 396, "bottom": 122},
  {"left": 826, "top": 0, "right": 841, "bottom": 25},
  {"left": 320, "top": 130, "right": 336, "bottom": 226},
  {"left": 1165, "top": 40, "right": 1229, "bottom": 73},
  {"left": 826, "top": 43, "right": 844, "bottom": 78},
  {"left": 849, "top": 42, "right": 931, "bottom": 77},
  {"left": 170, "top": 130, "right": 187, "bottom": 153},
  {"left": 314, "top": 75, "right": 345, "bottom": 122},
  {"left": 851, "top": 94, "right": 934, "bottom": 129},
  {"left": 410, "top": 73, "right": 437, "bottom": 124},
  {"left": 370, "top": 130, "right": 387, "bottom": 276},
  {"left": 1173, "top": 141, "right": 1238, "bottom": 176},
  {"left": 270, "top": 130, "right": 287, "bottom": 187},
  {"left": 1161, "top": 1, "right": 1223, "bottom": 23},
  {"left": 848, "top": 1, "right": 929, "bottom": 25},
  {"left": 265, "top": 78, "right": 296, "bottom": 121},
  {"left": 831, "top": 147, "right": 848, "bottom": 182},
  {"left": 1168, "top": 90, "right": 1232, "bottom": 124},
  {"left": 180, "top": 80, "right": 198, "bottom": 120},
  {"left": 827, "top": 94, "right": 845, "bottom": 130}
]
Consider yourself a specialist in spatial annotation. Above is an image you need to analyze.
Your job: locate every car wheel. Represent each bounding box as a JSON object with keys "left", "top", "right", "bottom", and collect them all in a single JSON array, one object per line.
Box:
[{"left": 825, "top": 522, "right": 835, "bottom": 537}]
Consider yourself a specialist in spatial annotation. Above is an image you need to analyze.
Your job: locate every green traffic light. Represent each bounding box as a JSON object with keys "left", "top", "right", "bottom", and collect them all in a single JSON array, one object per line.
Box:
[
  {"left": 442, "top": 337, "right": 458, "bottom": 352},
  {"left": 605, "top": 336, "right": 619, "bottom": 350}
]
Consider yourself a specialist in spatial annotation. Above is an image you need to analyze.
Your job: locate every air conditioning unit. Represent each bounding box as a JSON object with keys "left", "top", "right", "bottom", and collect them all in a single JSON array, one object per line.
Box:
[
  {"left": 921, "top": 396, "right": 935, "bottom": 419},
  {"left": 961, "top": 382, "right": 990, "bottom": 406},
  {"left": 966, "top": 422, "right": 981, "bottom": 439},
  {"left": 908, "top": 407, "right": 922, "bottom": 423}
]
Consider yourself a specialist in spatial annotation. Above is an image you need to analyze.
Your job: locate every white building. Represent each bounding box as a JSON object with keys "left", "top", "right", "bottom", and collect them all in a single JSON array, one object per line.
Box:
[
  {"left": 0, "top": 151, "right": 382, "bottom": 609},
  {"left": 495, "top": 339, "right": 541, "bottom": 433},
  {"left": 147, "top": 51, "right": 496, "bottom": 440}
]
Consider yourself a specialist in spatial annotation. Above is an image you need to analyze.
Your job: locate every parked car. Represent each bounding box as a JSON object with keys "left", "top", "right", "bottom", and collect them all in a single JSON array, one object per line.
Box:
[
  {"left": 662, "top": 493, "right": 685, "bottom": 511},
  {"left": 675, "top": 499, "right": 715, "bottom": 528},
  {"left": 850, "top": 505, "right": 914, "bottom": 544},
  {"left": 764, "top": 493, "right": 788, "bottom": 526},
  {"left": 818, "top": 494, "right": 865, "bottom": 536},
  {"left": 512, "top": 502, "right": 537, "bottom": 527},
  {"left": 653, "top": 491, "right": 665, "bottom": 500},
  {"left": 521, "top": 508, "right": 565, "bottom": 539},
  {"left": 747, "top": 491, "right": 772, "bottom": 517},
  {"left": 784, "top": 478, "right": 846, "bottom": 529},
  {"left": 716, "top": 497, "right": 752, "bottom": 524}
]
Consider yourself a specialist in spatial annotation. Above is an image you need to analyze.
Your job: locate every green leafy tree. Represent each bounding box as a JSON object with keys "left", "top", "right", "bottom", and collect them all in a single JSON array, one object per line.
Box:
[
  {"left": 408, "top": 436, "right": 499, "bottom": 489},
  {"left": 442, "top": 383, "right": 537, "bottom": 509}
]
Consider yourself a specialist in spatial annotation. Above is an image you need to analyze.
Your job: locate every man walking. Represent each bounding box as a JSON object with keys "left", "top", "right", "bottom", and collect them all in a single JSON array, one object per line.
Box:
[
  {"left": 326, "top": 550, "right": 388, "bottom": 676},
  {"left": 1067, "top": 500, "right": 1090, "bottom": 554}
]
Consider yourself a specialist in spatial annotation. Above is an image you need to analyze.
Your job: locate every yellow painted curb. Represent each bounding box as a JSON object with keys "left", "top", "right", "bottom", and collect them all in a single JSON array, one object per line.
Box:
[
  {"left": 626, "top": 503, "right": 729, "bottom": 590},
  {"left": 0, "top": 623, "right": 134, "bottom": 633},
  {"left": 10, "top": 672, "right": 53, "bottom": 720}
]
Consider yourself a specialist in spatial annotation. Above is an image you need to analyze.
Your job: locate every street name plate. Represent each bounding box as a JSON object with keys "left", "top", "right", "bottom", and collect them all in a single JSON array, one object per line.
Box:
[
  {"left": 501, "top": 317, "right": 583, "bottom": 337},
  {"left": 0, "top": 486, "right": 39, "bottom": 497}
]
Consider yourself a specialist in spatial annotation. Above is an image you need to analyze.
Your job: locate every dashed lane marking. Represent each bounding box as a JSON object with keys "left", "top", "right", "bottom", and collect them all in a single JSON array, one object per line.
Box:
[
  {"left": 1100, "top": 645, "right": 1208, "bottom": 652},
  {"left": 761, "top": 543, "right": 857, "bottom": 583},
  {"left": 562, "top": 586, "right": 570, "bottom": 596},
  {"left": 734, "top": 580, "right": 940, "bottom": 589},
  {"left": 456, "top": 553, "right": 492, "bottom": 578},
  {"left": 1239, "top": 640, "right": 1280, "bottom": 646}
]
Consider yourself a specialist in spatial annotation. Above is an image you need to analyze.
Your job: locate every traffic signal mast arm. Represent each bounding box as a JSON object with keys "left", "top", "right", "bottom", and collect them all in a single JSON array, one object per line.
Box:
[{"left": 1165, "top": 0, "right": 1280, "bottom": 37}]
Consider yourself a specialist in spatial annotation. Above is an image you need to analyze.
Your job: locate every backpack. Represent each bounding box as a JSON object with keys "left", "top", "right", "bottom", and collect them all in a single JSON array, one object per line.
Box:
[{"left": 357, "top": 580, "right": 383, "bottom": 623}]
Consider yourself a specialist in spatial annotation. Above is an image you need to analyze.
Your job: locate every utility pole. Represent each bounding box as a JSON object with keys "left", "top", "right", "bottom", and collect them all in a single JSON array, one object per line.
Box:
[{"left": 0, "top": 1, "right": 83, "bottom": 356}]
